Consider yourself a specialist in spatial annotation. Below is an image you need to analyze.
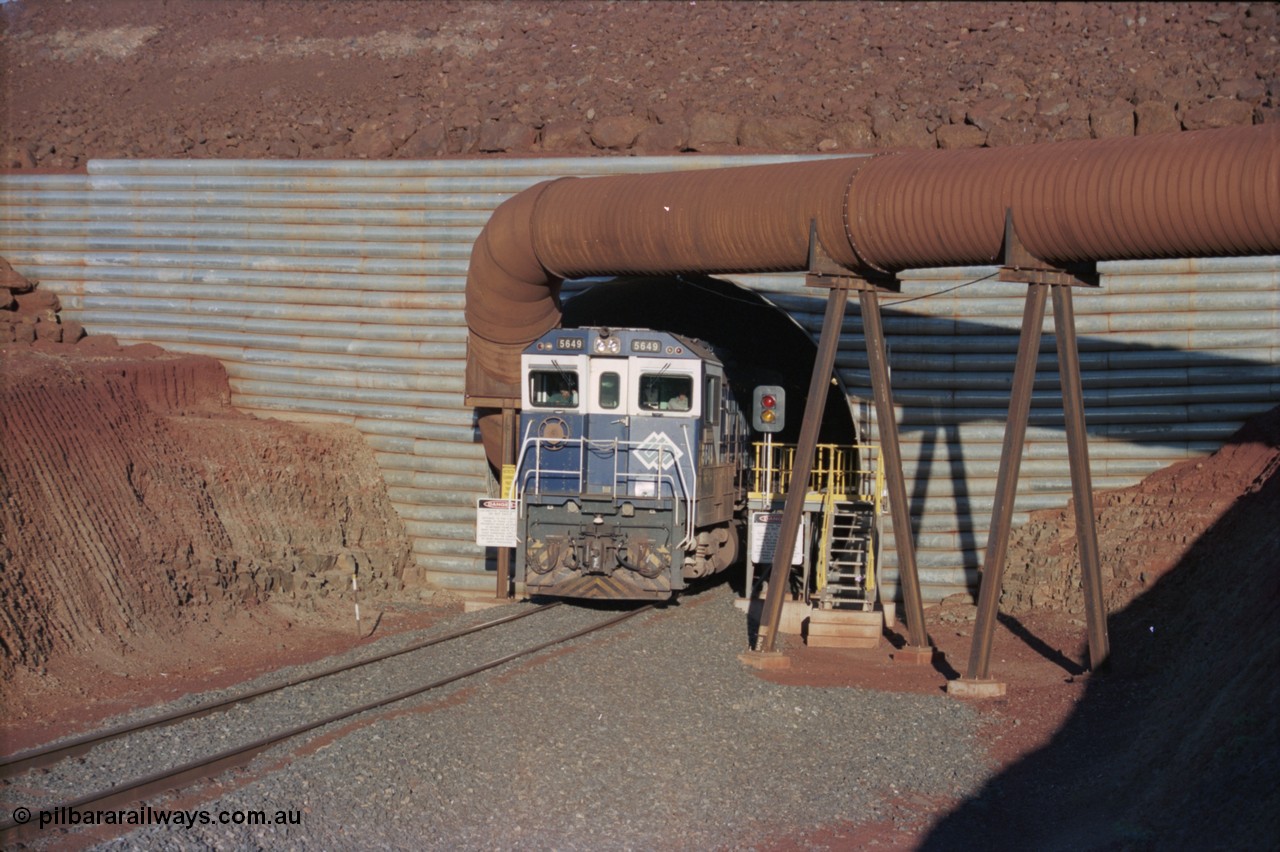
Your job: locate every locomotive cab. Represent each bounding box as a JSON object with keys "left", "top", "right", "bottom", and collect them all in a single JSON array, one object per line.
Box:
[{"left": 514, "top": 327, "right": 749, "bottom": 600}]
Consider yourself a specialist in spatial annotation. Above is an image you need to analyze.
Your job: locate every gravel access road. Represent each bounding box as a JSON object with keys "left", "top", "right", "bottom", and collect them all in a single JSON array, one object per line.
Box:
[{"left": 39, "top": 586, "right": 987, "bottom": 850}]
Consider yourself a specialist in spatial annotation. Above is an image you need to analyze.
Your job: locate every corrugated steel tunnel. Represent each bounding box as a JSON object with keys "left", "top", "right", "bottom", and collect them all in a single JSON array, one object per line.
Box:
[{"left": 466, "top": 124, "right": 1280, "bottom": 467}]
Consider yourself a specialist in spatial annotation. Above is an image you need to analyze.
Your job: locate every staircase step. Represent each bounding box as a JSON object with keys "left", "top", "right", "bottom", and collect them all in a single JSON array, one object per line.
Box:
[
  {"left": 805, "top": 609, "right": 883, "bottom": 649},
  {"left": 806, "top": 634, "right": 882, "bottom": 649}
]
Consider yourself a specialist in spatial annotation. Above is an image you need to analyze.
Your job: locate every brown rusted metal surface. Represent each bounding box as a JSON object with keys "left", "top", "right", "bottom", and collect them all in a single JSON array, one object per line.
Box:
[
  {"left": 965, "top": 285, "right": 1049, "bottom": 682},
  {"left": 859, "top": 286, "right": 930, "bottom": 655},
  {"left": 465, "top": 158, "right": 868, "bottom": 401},
  {"left": 757, "top": 282, "right": 851, "bottom": 653},
  {"left": 531, "top": 158, "right": 866, "bottom": 276},
  {"left": 1052, "top": 285, "right": 1110, "bottom": 670},
  {"left": 466, "top": 125, "right": 1280, "bottom": 462},
  {"left": 848, "top": 125, "right": 1280, "bottom": 269}
]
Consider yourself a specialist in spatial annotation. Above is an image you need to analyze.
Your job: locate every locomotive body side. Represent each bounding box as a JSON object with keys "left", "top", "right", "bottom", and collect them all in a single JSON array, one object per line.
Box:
[{"left": 514, "top": 327, "right": 750, "bottom": 600}]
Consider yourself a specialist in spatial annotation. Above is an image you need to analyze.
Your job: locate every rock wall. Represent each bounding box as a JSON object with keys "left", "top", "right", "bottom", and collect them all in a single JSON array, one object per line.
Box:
[{"left": 0, "top": 268, "right": 414, "bottom": 679}]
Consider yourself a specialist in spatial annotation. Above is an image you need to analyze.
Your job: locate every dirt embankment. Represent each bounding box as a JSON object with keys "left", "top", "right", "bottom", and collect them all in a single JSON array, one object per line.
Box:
[
  {"left": 1002, "top": 407, "right": 1280, "bottom": 615},
  {"left": 2, "top": 1, "right": 1275, "bottom": 169},
  {"left": 0, "top": 264, "right": 417, "bottom": 688}
]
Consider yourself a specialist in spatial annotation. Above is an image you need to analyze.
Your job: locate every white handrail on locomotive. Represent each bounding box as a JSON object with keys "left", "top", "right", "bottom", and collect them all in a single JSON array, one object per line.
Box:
[
  {"left": 513, "top": 431, "right": 694, "bottom": 545},
  {"left": 677, "top": 423, "right": 696, "bottom": 550},
  {"left": 513, "top": 428, "right": 582, "bottom": 513}
]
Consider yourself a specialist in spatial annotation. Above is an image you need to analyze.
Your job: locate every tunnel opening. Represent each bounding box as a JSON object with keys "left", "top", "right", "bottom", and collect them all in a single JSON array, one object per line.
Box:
[{"left": 559, "top": 274, "right": 863, "bottom": 449}]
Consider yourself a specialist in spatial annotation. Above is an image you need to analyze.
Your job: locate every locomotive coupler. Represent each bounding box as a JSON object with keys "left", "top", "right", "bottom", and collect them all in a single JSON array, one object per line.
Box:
[{"left": 582, "top": 533, "right": 617, "bottom": 576}]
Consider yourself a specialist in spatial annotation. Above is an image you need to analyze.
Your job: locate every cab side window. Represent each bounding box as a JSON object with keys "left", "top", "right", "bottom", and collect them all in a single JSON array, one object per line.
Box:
[
  {"left": 704, "top": 376, "right": 720, "bottom": 424},
  {"left": 530, "top": 370, "right": 579, "bottom": 408},
  {"left": 639, "top": 374, "right": 693, "bottom": 412}
]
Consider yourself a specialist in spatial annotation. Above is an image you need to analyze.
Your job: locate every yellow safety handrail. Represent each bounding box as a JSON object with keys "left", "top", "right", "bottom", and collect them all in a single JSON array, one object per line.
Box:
[
  {"left": 750, "top": 441, "right": 883, "bottom": 602},
  {"left": 749, "top": 441, "right": 879, "bottom": 503},
  {"left": 865, "top": 446, "right": 884, "bottom": 598}
]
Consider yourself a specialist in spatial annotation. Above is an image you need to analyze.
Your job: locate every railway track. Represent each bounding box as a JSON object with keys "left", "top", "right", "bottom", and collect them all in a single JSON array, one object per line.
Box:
[{"left": 0, "top": 601, "right": 653, "bottom": 846}]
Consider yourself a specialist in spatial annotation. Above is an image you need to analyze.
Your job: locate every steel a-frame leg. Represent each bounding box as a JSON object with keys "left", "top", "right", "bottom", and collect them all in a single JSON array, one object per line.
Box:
[
  {"left": 755, "top": 282, "right": 929, "bottom": 659},
  {"left": 1051, "top": 285, "right": 1109, "bottom": 669},
  {"left": 957, "top": 283, "right": 1109, "bottom": 691},
  {"left": 756, "top": 283, "right": 848, "bottom": 654},
  {"left": 860, "top": 287, "right": 930, "bottom": 659}
]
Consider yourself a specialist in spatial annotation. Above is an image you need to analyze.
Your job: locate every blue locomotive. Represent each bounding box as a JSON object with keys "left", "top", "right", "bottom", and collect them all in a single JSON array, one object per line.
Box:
[{"left": 513, "top": 326, "right": 752, "bottom": 600}]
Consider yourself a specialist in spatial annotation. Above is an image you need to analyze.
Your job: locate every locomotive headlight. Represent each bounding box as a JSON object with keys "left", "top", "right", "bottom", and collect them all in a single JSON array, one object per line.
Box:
[{"left": 594, "top": 337, "right": 621, "bottom": 354}]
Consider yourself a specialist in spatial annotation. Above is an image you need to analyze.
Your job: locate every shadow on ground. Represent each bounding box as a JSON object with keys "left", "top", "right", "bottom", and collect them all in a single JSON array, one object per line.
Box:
[{"left": 923, "top": 416, "right": 1280, "bottom": 851}]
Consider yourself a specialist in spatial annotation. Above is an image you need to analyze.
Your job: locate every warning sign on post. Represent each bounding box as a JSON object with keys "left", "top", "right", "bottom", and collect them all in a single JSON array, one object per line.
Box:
[
  {"left": 749, "top": 512, "right": 806, "bottom": 566},
  {"left": 475, "top": 498, "right": 518, "bottom": 547}
]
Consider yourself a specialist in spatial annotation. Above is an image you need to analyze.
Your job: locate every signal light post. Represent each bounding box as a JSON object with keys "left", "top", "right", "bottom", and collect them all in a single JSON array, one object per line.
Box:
[
  {"left": 752, "top": 386, "right": 785, "bottom": 433},
  {"left": 752, "top": 385, "right": 785, "bottom": 496}
]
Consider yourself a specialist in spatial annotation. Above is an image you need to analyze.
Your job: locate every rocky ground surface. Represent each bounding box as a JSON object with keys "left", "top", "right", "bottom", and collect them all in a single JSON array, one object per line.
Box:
[
  {"left": 1, "top": 1, "right": 1275, "bottom": 168},
  {"left": 1, "top": 1, "right": 1278, "bottom": 849}
]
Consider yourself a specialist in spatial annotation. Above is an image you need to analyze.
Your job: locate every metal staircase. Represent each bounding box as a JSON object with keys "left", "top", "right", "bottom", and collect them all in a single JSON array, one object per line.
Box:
[
  {"left": 746, "top": 440, "right": 883, "bottom": 611},
  {"left": 816, "top": 499, "right": 877, "bottom": 610}
]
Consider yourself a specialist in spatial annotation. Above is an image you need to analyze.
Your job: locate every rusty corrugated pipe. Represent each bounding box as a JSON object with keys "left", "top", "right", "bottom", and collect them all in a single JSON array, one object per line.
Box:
[
  {"left": 464, "top": 158, "right": 870, "bottom": 399},
  {"left": 465, "top": 125, "right": 1280, "bottom": 428},
  {"left": 847, "top": 124, "right": 1280, "bottom": 269}
]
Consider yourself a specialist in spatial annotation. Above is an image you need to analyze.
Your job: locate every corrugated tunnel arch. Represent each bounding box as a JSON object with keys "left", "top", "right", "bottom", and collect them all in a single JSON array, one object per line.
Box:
[
  {"left": 560, "top": 274, "right": 863, "bottom": 448},
  {"left": 466, "top": 124, "right": 1280, "bottom": 466}
]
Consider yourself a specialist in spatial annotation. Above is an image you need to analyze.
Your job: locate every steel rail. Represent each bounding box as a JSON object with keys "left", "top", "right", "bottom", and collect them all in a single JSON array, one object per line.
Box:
[
  {"left": 0, "top": 602, "right": 561, "bottom": 777},
  {"left": 0, "top": 604, "right": 653, "bottom": 845}
]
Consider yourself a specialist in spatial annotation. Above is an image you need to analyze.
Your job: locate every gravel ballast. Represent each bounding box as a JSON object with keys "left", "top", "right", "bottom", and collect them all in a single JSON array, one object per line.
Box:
[{"left": 69, "top": 587, "right": 988, "bottom": 849}]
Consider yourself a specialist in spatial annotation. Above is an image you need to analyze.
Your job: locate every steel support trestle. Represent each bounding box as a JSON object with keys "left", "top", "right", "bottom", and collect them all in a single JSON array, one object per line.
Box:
[
  {"left": 859, "top": 287, "right": 930, "bottom": 656},
  {"left": 963, "top": 285, "right": 1047, "bottom": 681},
  {"left": 756, "top": 276, "right": 930, "bottom": 659},
  {"left": 1051, "top": 285, "right": 1109, "bottom": 668},
  {"left": 962, "top": 282, "right": 1110, "bottom": 685},
  {"left": 757, "top": 283, "right": 850, "bottom": 653}
]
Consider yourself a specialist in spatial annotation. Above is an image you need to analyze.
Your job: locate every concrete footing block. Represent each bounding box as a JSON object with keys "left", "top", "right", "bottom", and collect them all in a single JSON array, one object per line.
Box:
[
  {"left": 946, "top": 678, "right": 1007, "bottom": 698},
  {"left": 732, "top": 598, "right": 812, "bottom": 635},
  {"left": 893, "top": 645, "right": 936, "bottom": 665},
  {"left": 738, "top": 650, "right": 792, "bottom": 670}
]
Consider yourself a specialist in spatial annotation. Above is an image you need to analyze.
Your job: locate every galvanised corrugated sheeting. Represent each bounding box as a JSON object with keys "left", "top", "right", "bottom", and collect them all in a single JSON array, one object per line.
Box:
[
  {"left": 698, "top": 259, "right": 1280, "bottom": 600},
  {"left": 2, "top": 159, "right": 1277, "bottom": 601}
]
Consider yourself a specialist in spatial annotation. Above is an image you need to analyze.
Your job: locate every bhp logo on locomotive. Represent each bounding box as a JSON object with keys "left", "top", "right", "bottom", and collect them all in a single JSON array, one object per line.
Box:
[{"left": 635, "top": 431, "right": 684, "bottom": 471}]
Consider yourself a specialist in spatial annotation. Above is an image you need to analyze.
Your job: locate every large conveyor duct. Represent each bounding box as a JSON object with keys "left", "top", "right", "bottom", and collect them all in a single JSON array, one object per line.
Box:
[{"left": 466, "top": 125, "right": 1280, "bottom": 461}]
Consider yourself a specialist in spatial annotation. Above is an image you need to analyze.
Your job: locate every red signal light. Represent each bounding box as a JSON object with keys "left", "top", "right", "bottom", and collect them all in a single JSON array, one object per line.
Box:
[{"left": 752, "top": 385, "right": 785, "bottom": 433}]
